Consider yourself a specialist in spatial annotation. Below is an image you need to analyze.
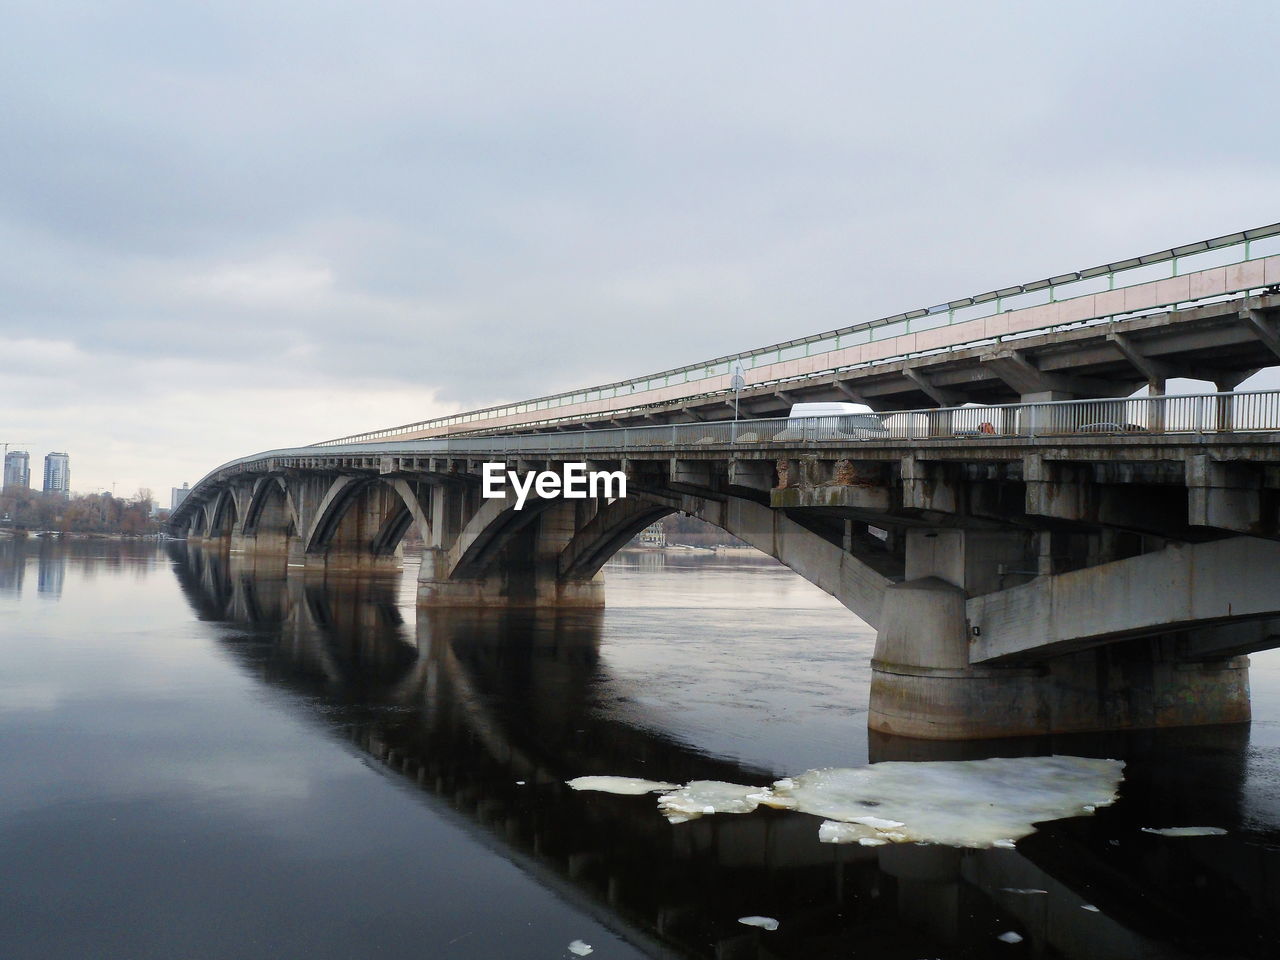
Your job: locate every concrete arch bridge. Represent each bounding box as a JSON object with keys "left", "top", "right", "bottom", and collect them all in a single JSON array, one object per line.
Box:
[{"left": 171, "top": 390, "right": 1280, "bottom": 740}]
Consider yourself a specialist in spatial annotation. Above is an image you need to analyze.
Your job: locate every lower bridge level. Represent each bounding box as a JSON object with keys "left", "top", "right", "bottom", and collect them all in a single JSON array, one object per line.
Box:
[{"left": 173, "top": 406, "right": 1280, "bottom": 741}]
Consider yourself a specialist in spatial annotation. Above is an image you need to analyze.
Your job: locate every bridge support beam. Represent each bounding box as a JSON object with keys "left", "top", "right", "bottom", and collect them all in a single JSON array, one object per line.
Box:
[{"left": 870, "top": 529, "right": 1254, "bottom": 739}]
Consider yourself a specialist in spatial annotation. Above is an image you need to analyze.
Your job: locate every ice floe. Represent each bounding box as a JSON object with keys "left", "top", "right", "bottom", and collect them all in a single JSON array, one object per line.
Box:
[
  {"left": 571, "top": 755, "right": 1124, "bottom": 849},
  {"left": 656, "top": 780, "right": 790, "bottom": 824},
  {"left": 996, "top": 931, "right": 1024, "bottom": 944},
  {"left": 818, "top": 820, "right": 894, "bottom": 845},
  {"left": 567, "top": 940, "right": 593, "bottom": 956},
  {"left": 737, "top": 916, "right": 779, "bottom": 931},
  {"left": 1140, "top": 826, "right": 1228, "bottom": 837},
  {"left": 566, "top": 776, "right": 679, "bottom": 795},
  {"left": 770, "top": 756, "right": 1123, "bottom": 848}
]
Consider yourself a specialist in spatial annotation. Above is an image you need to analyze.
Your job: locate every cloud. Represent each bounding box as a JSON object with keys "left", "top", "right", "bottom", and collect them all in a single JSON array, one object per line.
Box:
[
  {"left": 4, "top": 0, "right": 1278, "bottom": 492},
  {"left": 2, "top": 335, "right": 458, "bottom": 494}
]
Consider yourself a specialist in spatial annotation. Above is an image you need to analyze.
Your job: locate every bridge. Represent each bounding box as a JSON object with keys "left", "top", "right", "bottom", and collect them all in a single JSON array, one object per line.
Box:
[{"left": 171, "top": 225, "right": 1280, "bottom": 740}]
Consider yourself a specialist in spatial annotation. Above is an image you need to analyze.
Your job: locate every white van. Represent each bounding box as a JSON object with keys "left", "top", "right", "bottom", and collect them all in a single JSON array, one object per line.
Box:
[
  {"left": 788, "top": 401, "right": 874, "bottom": 418},
  {"left": 774, "top": 401, "right": 888, "bottom": 440}
]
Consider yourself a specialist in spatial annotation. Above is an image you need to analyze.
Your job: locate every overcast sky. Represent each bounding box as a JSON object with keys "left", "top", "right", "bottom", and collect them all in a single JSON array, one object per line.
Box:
[{"left": 4, "top": 0, "right": 1278, "bottom": 497}]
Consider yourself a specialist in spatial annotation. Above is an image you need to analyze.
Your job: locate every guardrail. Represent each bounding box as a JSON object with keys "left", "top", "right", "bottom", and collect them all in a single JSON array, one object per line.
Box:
[
  {"left": 308, "top": 390, "right": 1280, "bottom": 456},
  {"left": 171, "top": 390, "right": 1280, "bottom": 523},
  {"left": 315, "top": 223, "right": 1280, "bottom": 446}
]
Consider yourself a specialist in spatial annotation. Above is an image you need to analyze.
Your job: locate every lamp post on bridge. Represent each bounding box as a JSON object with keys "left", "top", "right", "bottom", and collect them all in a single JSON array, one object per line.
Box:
[{"left": 730, "top": 363, "right": 745, "bottom": 443}]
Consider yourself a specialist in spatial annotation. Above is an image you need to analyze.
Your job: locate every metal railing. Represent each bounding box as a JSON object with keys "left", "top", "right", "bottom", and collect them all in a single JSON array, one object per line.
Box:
[
  {"left": 316, "top": 223, "right": 1280, "bottom": 446},
  {"left": 305, "top": 390, "right": 1280, "bottom": 457},
  {"left": 171, "top": 390, "right": 1280, "bottom": 523}
]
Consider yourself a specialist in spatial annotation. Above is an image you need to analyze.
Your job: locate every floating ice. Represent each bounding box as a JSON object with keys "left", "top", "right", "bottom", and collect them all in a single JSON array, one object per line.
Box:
[
  {"left": 571, "top": 755, "right": 1124, "bottom": 848},
  {"left": 1140, "top": 826, "right": 1228, "bottom": 838},
  {"left": 997, "top": 931, "right": 1024, "bottom": 944},
  {"left": 770, "top": 756, "right": 1123, "bottom": 848},
  {"left": 656, "top": 780, "right": 791, "bottom": 824},
  {"left": 1001, "top": 888, "right": 1048, "bottom": 895},
  {"left": 738, "top": 916, "right": 779, "bottom": 931},
  {"left": 566, "top": 776, "right": 679, "bottom": 795},
  {"left": 567, "top": 940, "right": 593, "bottom": 956},
  {"left": 818, "top": 820, "right": 889, "bottom": 845},
  {"left": 1081, "top": 904, "right": 1100, "bottom": 912}
]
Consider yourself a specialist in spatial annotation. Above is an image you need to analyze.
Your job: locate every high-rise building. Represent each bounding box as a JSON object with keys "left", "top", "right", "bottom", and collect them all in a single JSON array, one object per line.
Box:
[
  {"left": 43, "top": 452, "right": 70, "bottom": 497},
  {"left": 171, "top": 482, "right": 191, "bottom": 511},
  {"left": 3, "top": 450, "right": 30, "bottom": 490}
]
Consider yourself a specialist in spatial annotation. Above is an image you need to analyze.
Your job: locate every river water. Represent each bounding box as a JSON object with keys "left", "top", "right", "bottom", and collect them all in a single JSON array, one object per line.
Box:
[{"left": 2, "top": 537, "right": 1279, "bottom": 959}]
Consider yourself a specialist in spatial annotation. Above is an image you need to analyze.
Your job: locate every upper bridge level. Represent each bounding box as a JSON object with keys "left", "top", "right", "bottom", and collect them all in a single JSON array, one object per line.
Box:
[{"left": 320, "top": 224, "right": 1280, "bottom": 444}]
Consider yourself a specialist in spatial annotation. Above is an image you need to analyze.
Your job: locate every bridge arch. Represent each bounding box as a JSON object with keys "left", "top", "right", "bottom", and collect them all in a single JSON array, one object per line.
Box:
[
  {"left": 303, "top": 475, "right": 434, "bottom": 569},
  {"left": 206, "top": 487, "right": 241, "bottom": 539},
  {"left": 556, "top": 497, "right": 674, "bottom": 582},
  {"left": 243, "top": 477, "right": 300, "bottom": 538},
  {"left": 553, "top": 489, "right": 896, "bottom": 626}
]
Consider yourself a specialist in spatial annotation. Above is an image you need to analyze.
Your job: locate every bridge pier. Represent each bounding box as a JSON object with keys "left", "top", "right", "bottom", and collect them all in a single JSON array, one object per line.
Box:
[{"left": 869, "top": 528, "right": 1252, "bottom": 739}]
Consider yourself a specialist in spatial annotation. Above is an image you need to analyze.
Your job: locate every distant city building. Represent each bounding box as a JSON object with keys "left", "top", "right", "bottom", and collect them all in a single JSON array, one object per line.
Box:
[
  {"left": 3, "top": 450, "right": 30, "bottom": 490},
  {"left": 43, "top": 452, "right": 70, "bottom": 497},
  {"left": 171, "top": 482, "right": 191, "bottom": 511},
  {"left": 636, "top": 521, "right": 666, "bottom": 547}
]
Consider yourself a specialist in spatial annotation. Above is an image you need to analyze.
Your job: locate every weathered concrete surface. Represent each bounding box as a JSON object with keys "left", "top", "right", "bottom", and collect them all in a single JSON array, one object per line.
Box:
[
  {"left": 870, "top": 578, "right": 1053, "bottom": 739},
  {"left": 870, "top": 577, "right": 1251, "bottom": 739},
  {"left": 968, "top": 536, "right": 1280, "bottom": 663}
]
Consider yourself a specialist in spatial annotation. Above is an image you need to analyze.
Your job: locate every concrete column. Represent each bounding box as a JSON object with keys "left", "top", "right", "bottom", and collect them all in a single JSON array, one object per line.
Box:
[
  {"left": 870, "top": 527, "right": 1252, "bottom": 739},
  {"left": 869, "top": 577, "right": 1050, "bottom": 738},
  {"left": 1186, "top": 455, "right": 1261, "bottom": 533},
  {"left": 1019, "top": 390, "right": 1073, "bottom": 436},
  {"left": 924, "top": 407, "right": 954, "bottom": 438},
  {"left": 870, "top": 529, "right": 1045, "bottom": 739},
  {"left": 1215, "top": 379, "right": 1236, "bottom": 432},
  {"left": 1148, "top": 378, "right": 1167, "bottom": 433}
]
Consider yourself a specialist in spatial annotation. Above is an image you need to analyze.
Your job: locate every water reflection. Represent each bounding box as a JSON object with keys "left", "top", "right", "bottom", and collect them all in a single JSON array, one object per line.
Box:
[
  {"left": 166, "top": 542, "right": 1280, "bottom": 958},
  {"left": 0, "top": 536, "right": 165, "bottom": 602},
  {"left": 36, "top": 542, "right": 66, "bottom": 598},
  {"left": 0, "top": 538, "right": 24, "bottom": 596}
]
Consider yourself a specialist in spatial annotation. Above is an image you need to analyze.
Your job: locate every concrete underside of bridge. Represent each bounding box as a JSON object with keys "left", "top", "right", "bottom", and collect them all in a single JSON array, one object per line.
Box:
[{"left": 176, "top": 434, "right": 1279, "bottom": 740}]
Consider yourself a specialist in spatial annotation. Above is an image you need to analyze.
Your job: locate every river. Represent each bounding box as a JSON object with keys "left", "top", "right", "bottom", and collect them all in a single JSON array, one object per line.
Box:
[{"left": 1, "top": 537, "right": 1278, "bottom": 958}]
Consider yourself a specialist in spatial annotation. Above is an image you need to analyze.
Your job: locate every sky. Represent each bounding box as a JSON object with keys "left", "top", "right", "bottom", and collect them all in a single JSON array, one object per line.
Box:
[{"left": 3, "top": 0, "right": 1278, "bottom": 498}]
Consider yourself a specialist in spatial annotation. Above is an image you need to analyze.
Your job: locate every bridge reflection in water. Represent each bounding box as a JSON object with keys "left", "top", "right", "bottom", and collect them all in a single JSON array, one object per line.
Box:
[{"left": 171, "top": 543, "right": 1279, "bottom": 959}]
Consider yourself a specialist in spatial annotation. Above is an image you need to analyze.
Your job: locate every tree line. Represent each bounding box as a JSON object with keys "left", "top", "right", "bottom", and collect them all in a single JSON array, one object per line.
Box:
[{"left": 0, "top": 487, "right": 167, "bottom": 536}]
